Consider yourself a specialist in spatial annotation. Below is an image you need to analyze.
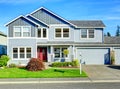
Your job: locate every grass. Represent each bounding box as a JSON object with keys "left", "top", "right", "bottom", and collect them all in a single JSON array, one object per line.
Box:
[{"left": 0, "top": 67, "right": 87, "bottom": 78}]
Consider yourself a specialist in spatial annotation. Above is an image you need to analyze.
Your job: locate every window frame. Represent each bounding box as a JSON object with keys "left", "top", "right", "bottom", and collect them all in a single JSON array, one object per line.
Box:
[
  {"left": 54, "top": 47, "right": 68, "bottom": 59},
  {"left": 81, "top": 28, "right": 95, "bottom": 39},
  {"left": 12, "top": 47, "right": 32, "bottom": 60},
  {"left": 37, "top": 27, "right": 48, "bottom": 39},
  {"left": 13, "top": 26, "right": 31, "bottom": 37},
  {"left": 54, "top": 27, "right": 70, "bottom": 39}
]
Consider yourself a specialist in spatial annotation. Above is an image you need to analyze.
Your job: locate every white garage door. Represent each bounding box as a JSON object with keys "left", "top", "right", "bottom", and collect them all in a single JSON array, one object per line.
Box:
[
  {"left": 114, "top": 48, "right": 120, "bottom": 65},
  {"left": 77, "top": 48, "right": 110, "bottom": 65}
]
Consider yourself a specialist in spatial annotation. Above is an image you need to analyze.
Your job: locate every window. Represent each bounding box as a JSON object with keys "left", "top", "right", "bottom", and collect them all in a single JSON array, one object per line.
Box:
[
  {"left": 38, "top": 28, "right": 47, "bottom": 38},
  {"left": 20, "top": 48, "right": 25, "bottom": 58},
  {"left": 13, "top": 48, "right": 18, "bottom": 58},
  {"left": 54, "top": 47, "right": 68, "bottom": 58},
  {"left": 55, "top": 28, "right": 61, "bottom": 37},
  {"left": 13, "top": 26, "right": 31, "bottom": 37},
  {"left": 54, "top": 48, "right": 60, "bottom": 58},
  {"left": 13, "top": 47, "right": 31, "bottom": 59},
  {"left": 23, "top": 27, "right": 30, "bottom": 37},
  {"left": 26, "top": 48, "right": 31, "bottom": 58},
  {"left": 14, "top": 27, "right": 21, "bottom": 37},
  {"left": 55, "top": 28, "right": 69, "bottom": 38},
  {"left": 89, "top": 29, "right": 94, "bottom": 38},
  {"left": 81, "top": 29, "right": 87, "bottom": 38},
  {"left": 81, "top": 29, "right": 94, "bottom": 38},
  {"left": 63, "top": 28, "right": 69, "bottom": 37}
]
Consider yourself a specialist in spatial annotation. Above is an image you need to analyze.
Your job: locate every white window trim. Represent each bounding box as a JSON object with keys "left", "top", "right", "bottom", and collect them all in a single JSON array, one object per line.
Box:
[
  {"left": 54, "top": 27, "right": 70, "bottom": 39},
  {"left": 54, "top": 47, "right": 69, "bottom": 59},
  {"left": 37, "top": 27, "right": 48, "bottom": 39},
  {"left": 81, "top": 29, "right": 95, "bottom": 39},
  {"left": 13, "top": 26, "right": 31, "bottom": 38},
  {"left": 12, "top": 47, "right": 32, "bottom": 60}
]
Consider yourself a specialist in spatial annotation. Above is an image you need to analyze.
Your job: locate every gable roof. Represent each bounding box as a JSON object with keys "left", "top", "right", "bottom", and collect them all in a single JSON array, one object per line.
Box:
[
  {"left": 104, "top": 37, "right": 120, "bottom": 44},
  {"left": 30, "top": 7, "right": 77, "bottom": 27},
  {"left": 5, "top": 15, "right": 40, "bottom": 27},
  {"left": 0, "top": 31, "right": 6, "bottom": 37},
  {"left": 69, "top": 20, "right": 105, "bottom": 28},
  {"left": 27, "top": 14, "right": 49, "bottom": 27}
]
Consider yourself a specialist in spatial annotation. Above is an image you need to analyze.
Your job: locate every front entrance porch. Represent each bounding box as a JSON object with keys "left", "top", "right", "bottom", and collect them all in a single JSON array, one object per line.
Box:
[{"left": 37, "top": 47, "right": 47, "bottom": 62}]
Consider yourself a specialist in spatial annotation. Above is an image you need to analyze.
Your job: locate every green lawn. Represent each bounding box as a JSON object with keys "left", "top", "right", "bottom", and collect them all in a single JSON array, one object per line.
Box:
[{"left": 0, "top": 68, "right": 87, "bottom": 78}]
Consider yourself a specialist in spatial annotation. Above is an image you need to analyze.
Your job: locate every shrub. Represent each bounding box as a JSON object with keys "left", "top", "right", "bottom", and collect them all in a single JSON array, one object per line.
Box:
[
  {"left": 26, "top": 58, "right": 45, "bottom": 71},
  {"left": 51, "top": 60, "right": 79, "bottom": 67},
  {"left": 0, "top": 55, "right": 10, "bottom": 67},
  {"left": 71, "top": 59, "right": 79, "bottom": 67},
  {"left": 9, "top": 63, "right": 17, "bottom": 68}
]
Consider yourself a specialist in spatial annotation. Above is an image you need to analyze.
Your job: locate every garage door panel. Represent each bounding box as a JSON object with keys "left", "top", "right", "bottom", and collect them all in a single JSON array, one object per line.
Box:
[
  {"left": 115, "top": 48, "right": 120, "bottom": 65},
  {"left": 77, "top": 48, "right": 110, "bottom": 65}
]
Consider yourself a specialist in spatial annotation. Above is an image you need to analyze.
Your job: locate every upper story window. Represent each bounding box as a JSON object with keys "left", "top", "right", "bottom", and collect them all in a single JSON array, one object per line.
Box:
[
  {"left": 14, "top": 26, "right": 31, "bottom": 37},
  {"left": 81, "top": 29, "right": 94, "bottom": 38},
  {"left": 55, "top": 28, "right": 69, "bottom": 38},
  {"left": 38, "top": 28, "right": 47, "bottom": 38}
]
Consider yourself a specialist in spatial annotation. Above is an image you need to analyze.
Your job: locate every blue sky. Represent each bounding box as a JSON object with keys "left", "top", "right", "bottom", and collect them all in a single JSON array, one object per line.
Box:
[{"left": 0, "top": 0, "right": 120, "bottom": 36}]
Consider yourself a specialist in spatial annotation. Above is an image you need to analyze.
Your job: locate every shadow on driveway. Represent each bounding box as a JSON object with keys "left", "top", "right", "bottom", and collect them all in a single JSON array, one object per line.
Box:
[{"left": 107, "top": 65, "right": 120, "bottom": 70}]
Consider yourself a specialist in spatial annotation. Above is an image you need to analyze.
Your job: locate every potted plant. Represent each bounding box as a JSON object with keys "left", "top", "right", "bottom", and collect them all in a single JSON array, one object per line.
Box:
[{"left": 110, "top": 50, "right": 115, "bottom": 65}]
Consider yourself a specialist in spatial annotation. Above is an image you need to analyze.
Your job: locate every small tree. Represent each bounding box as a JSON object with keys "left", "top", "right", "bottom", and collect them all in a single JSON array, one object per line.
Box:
[
  {"left": 107, "top": 32, "right": 111, "bottom": 37},
  {"left": 63, "top": 49, "right": 69, "bottom": 57},
  {"left": 115, "top": 25, "right": 120, "bottom": 36}
]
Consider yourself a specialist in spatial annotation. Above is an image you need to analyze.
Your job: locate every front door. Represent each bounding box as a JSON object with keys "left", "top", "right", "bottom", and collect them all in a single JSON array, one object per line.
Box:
[{"left": 37, "top": 47, "right": 47, "bottom": 62}]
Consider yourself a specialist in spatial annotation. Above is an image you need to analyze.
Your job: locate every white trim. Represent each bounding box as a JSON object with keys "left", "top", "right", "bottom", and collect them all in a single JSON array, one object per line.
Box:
[
  {"left": 12, "top": 47, "right": 32, "bottom": 60},
  {"left": 76, "top": 27, "right": 105, "bottom": 28},
  {"left": 37, "top": 27, "right": 48, "bottom": 39},
  {"left": 8, "top": 37, "right": 36, "bottom": 39},
  {"left": 30, "top": 7, "right": 77, "bottom": 27},
  {"left": 80, "top": 28, "right": 95, "bottom": 39},
  {"left": 27, "top": 14, "right": 49, "bottom": 27},
  {"left": 5, "top": 15, "right": 39, "bottom": 27},
  {"left": 54, "top": 27, "right": 70, "bottom": 39},
  {"left": 13, "top": 26, "right": 31, "bottom": 37},
  {"left": 50, "top": 24, "right": 69, "bottom": 27}
]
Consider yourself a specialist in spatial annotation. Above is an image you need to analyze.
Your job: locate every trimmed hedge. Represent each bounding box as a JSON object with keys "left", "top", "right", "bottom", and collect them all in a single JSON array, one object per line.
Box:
[{"left": 51, "top": 59, "right": 79, "bottom": 67}]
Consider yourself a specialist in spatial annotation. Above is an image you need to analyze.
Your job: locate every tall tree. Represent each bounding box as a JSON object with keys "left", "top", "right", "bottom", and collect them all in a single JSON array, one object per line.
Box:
[
  {"left": 107, "top": 32, "right": 111, "bottom": 37},
  {"left": 116, "top": 25, "right": 120, "bottom": 36}
]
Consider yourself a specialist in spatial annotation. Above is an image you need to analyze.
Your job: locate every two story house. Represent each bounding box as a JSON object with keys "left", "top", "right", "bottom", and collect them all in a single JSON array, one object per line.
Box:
[{"left": 5, "top": 7, "right": 120, "bottom": 65}]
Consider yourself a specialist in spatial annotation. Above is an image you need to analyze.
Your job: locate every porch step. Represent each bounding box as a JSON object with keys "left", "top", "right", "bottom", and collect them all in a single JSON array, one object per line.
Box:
[{"left": 44, "top": 62, "right": 52, "bottom": 69}]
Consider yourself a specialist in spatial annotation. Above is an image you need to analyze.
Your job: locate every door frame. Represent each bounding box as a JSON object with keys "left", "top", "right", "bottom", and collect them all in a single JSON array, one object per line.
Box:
[{"left": 37, "top": 46, "right": 48, "bottom": 62}]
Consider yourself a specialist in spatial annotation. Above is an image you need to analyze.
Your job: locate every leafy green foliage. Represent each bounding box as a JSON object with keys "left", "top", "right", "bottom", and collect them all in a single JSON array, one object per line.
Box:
[
  {"left": 0, "top": 55, "right": 10, "bottom": 67},
  {"left": 51, "top": 59, "right": 79, "bottom": 67},
  {"left": 9, "top": 63, "right": 17, "bottom": 68}
]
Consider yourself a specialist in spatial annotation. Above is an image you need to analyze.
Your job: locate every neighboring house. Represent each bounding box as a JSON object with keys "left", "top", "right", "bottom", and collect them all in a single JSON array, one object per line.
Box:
[
  {"left": 5, "top": 7, "right": 120, "bottom": 65},
  {"left": 0, "top": 31, "right": 7, "bottom": 56}
]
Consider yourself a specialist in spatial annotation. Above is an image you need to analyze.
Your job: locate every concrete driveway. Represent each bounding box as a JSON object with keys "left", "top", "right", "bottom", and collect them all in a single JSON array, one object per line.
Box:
[{"left": 82, "top": 65, "right": 120, "bottom": 80}]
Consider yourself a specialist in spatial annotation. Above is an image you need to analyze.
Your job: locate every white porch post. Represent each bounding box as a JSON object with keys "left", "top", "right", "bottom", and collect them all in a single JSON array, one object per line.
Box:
[{"left": 50, "top": 46, "right": 54, "bottom": 62}]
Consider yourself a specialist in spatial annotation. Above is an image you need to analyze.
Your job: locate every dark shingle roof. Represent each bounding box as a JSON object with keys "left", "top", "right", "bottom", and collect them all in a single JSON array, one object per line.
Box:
[
  {"left": 104, "top": 37, "right": 120, "bottom": 44},
  {"left": 69, "top": 20, "right": 105, "bottom": 28}
]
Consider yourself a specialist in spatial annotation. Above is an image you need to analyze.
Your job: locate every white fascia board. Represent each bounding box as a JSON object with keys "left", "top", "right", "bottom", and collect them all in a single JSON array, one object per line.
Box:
[
  {"left": 5, "top": 15, "right": 39, "bottom": 27},
  {"left": 76, "top": 27, "right": 105, "bottom": 29},
  {"left": 30, "top": 7, "right": 77, "bottom": 28},
  {"left": 27, "top": 14, "right": 49, "bottom": 27}
]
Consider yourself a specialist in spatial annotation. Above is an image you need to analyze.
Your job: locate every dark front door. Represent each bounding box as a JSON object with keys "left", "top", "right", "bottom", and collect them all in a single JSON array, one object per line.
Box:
[{"left": 37, "top": 47, "right": 47, "bottom": 62}]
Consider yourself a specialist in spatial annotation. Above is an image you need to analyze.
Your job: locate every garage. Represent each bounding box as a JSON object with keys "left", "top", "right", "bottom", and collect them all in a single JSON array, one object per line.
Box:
[
  {"left": 77, "top": 48, "right": 110, "bottom": 65},
  {"left": 114, "top": 48, "right": 120, "bottom": 65}
]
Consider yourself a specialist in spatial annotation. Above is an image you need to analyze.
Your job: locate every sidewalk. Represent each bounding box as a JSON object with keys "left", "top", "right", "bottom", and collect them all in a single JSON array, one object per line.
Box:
[{"left": 0, "top": 77, "right": 120, "bottom": 84}]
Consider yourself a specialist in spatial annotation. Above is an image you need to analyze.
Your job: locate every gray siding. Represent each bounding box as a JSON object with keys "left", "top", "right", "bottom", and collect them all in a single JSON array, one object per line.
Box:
[
  {"left": 74, "top": 28, "right": 103, "bottom": 43},
  {"left": 8, "top": 18, "right": 37, "bottom": 37},
  {"left": 31, "top": 9, "right": 67, "bottom": 25},
  {"left": 8, "top": 39, "right": 37, "bottom": 65}
]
